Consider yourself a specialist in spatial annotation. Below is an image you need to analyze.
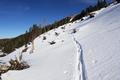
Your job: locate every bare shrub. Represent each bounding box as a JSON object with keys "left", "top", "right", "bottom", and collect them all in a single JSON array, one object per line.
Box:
[{"left": 49, "top": 41, "right": 56, "bottom": 45}]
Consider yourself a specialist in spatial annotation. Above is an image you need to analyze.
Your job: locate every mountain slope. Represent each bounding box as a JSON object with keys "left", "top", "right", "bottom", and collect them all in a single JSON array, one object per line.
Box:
[
  {"left": 73, "top": 3, "right": 120, "bottom": 80},
  {"left": 1, "top": 3, "right": 120, "bottom": 80}
]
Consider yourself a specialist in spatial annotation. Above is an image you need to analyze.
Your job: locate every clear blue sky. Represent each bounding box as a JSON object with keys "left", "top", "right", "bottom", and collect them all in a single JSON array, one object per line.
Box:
[{"left": 0, "top": 0, "right": 112, "bottom": 38}]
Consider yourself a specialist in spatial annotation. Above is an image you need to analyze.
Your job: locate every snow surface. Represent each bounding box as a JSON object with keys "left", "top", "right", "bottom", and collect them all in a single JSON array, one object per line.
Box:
[{"left": 1, "top": 3, "right": 120, "bottom": 80}]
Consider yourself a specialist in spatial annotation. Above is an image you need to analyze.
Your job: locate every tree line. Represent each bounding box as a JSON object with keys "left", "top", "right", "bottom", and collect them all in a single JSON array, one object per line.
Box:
[
  {"left": 0, "top": 17, "right": 71, "bottom": 55},
  {"left": 0, "top": 0, "right": 119, "bottom": 55},
  {"left": 71, "top": 0, "right": 108, "bottom": 22}
]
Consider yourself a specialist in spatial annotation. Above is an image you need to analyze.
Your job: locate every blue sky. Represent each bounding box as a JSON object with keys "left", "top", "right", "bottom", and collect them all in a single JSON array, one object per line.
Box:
[{"left": 0, "top": 0, "right": 111, "bottom": 38}]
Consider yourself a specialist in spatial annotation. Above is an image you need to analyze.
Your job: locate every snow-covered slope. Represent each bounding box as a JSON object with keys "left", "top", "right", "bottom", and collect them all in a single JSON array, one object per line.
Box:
[{"left": 1, "top": 3, "right": 120, "bottom": 80}]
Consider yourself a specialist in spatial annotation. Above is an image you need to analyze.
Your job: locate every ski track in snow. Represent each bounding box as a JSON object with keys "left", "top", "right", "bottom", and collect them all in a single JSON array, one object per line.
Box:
[{"left": 73, "top": 36, "right": 88, "bottom": 80}]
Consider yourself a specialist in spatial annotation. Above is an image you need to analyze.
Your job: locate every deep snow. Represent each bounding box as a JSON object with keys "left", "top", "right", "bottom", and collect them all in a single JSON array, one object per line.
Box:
[{"left": 1, "top": 3, "right": 120, "bottom": 80}]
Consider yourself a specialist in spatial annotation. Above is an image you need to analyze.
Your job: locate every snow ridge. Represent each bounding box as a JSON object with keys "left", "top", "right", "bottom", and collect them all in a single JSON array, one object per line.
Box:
[{"left": 73, "top": 37, "right": 87, "bottom": 80}]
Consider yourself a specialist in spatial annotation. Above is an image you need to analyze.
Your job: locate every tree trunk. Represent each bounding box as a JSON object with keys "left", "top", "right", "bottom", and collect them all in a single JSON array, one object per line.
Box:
[{"left": 32, "top": 40, "right": 34, "bottom": 53}]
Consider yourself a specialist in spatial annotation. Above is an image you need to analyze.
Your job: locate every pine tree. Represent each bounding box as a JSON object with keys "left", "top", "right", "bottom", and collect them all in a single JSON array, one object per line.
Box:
[
  {"left": 25, "top": 31, "right": 28, "bottom": 48},
  {"left": 116, "top": 0, "right": 120, "bottom": 3}
]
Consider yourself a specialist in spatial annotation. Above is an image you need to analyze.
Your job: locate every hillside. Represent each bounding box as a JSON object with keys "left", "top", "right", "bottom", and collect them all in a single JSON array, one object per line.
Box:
[
  {"left": 0, "top": 3, "right": 120, "bottom": 80},
  {"left": 0, "top": 0, "right": 107, "bottom": 55}
]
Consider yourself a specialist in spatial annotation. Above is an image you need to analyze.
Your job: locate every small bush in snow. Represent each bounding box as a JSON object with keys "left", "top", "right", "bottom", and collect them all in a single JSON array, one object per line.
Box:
[
  {"left": 8, "top": 54, "right": 29, "bottom": 70},
  {"left": 49, "top": 41, "right": 56, "bottom": 45},
  {"left": 89, "top": 13, "right": 95, "bottom": 18},
  {"left": 0, "top": 64, "right": 9, "bottom": 74},
  {"left": 22, "top": 47, "right": 28, "bottom": 53},
  {"left": 61, "top": 26, "right": 65, "bottom": 29},
  {"left": 72, "top": 29, "right": 77, "bottom": 34},
  {"left": 81, "top": 18, "right": 84, "bottom": 21},
  {"left": 55, "top": 32, "right": 59, "bottom": 36},
  {"left": 9, "top": 59, "right": 30, "bottom": 70},
  {"left": 43, "top": 36, "right": 46, "bottom": 40}
]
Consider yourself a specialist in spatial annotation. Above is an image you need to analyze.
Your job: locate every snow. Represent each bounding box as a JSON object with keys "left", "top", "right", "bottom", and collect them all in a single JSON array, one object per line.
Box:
[{"left": 1, "top": 3, "right": 120, "bottom": 80}]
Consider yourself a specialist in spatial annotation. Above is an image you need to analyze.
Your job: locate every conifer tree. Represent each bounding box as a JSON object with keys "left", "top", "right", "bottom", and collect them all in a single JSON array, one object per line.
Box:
[{"left": 116, "top": 0, "right": 120, "bottom": 3}]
